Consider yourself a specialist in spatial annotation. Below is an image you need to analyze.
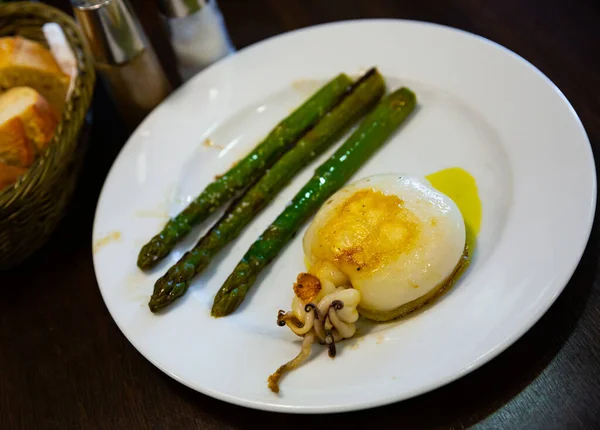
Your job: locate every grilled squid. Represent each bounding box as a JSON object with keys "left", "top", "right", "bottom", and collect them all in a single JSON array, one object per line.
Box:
[
  {"left": 268, "top": 264, "right": 360, "bottom": 393},
  {"left": 267, "top": 174, "right": 472, "bottom": 393}
]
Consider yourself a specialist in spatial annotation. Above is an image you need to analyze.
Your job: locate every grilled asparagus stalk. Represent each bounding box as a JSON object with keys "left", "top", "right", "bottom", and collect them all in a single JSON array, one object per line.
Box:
[
  {"left": 148, "top": 69, "right": 386, "bottom": 312},
  {"left": 137, "top": 73, "right": 354, "bottom": 270},
  {"left": 211, "top": 87, "right": 417, "bottom": 317}
]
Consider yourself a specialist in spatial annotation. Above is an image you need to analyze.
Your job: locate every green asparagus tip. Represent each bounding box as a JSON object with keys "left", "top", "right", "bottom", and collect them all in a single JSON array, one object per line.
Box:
[
  {"left": 148, "top": 278, "right": 190, "bottom": 313},
  {"left": 397, "top": 87, "right": 417, "bottom": 104},
  {"left": 210, "top": 307, "right": 225, "bottom": 318},
  {"left": 211, "top": 287, "right": 245, "bottom": 317},
  {"left": 137, "top": 239, "right": 165, "bottom": 271}
]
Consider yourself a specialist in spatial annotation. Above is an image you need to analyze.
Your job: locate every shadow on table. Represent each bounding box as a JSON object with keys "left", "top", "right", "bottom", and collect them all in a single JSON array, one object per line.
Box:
[{"left": 161, "top": 194, "right": 599, "bottom": 428}]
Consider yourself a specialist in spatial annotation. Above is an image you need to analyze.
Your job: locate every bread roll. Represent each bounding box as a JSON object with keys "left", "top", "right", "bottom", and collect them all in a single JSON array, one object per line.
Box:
[
  {"left": 0, "top": 87, "right": 59, "bottom": 166},
  {"left": 0, "top": 36, "right": 70, "bottom": 112},
  {"left": 0, "top": 115, "right": 35, "bottom": 167}
]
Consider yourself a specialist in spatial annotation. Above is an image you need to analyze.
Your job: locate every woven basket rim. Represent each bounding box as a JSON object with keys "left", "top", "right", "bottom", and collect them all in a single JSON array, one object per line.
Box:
[{"left": 0, "top": 1, "right": 95, "bottom": 207}]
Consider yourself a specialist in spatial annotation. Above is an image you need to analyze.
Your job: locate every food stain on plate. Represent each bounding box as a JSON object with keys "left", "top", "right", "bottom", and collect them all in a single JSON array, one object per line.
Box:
[
  {"left": 135, "top": 196, "right": 170, "bottom": 221},
  {"left": 291, "top": 79, "right": 321, "bottom": 96},
  {"left": 375, "top": 334, "right": 387, "bottom": 345},
  {"left": 134, "top": 209, "right": 169, "bottom": 220},
  {"left": 93, "top": 231, "right": 121, "bottom": 254},
  {"left": 350, "top": 332, "right": 366, "bottom": 350},
  {"left": 202, "top": 137, "right": 224, "bottom": 150},
  {"left": 124, "top": 271, "right": 149, "bottom": 303}
]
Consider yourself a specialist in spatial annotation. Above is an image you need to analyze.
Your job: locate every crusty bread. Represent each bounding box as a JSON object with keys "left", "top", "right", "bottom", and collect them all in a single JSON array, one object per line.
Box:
[
  {"left": 0, "top": 87, "right": 59, "bottom": 167},
  {"left": 0, "top": 37, "right": 70, "bottom": 112},
  {"left": 0, "top": 115, "right": 35, "bottom": 167},
  {"left": 0, "top": 160, "right": 27, "bottom": 191}
]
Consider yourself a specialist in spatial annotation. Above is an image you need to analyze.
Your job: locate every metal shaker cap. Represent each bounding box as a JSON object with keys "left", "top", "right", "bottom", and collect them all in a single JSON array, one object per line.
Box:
[
  {"left": 158, "top": 0, "right": 207, "bottom": 19},
  {"left": 71, "top": 0, "right": 146, "bottom": 65}
]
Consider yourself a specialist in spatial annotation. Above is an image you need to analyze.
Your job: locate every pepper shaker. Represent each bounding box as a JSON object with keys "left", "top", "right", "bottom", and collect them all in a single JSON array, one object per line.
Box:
[
  {"left": 72, "top": 0, "right": 172, "bottom": 130},
  {"left": 158, "top": 0, "right": 234, "bottom": 82}
]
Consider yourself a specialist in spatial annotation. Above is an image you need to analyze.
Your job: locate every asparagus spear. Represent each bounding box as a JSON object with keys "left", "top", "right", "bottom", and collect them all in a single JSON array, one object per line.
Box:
[
  {"left": 137, "top": 74, "right": 353, "bottom": 270},
  {"left": 211, "top": 87, "right": 417, "bottom": 317},
  {"left": 148, "top": 69, "right": 386, "bottom": 312}
]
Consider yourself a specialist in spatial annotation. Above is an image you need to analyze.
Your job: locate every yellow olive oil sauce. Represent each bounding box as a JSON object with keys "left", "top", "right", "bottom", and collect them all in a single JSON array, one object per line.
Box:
[{"left": 426, "top": 167, "right": 482, "bottom": 254}]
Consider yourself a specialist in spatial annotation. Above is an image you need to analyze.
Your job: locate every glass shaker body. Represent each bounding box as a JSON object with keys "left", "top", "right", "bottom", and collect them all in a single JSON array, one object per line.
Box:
[
  {"left": 161, "top": 0, "right": 235, "bottom": 81},
  {"left": 73, "top": 0, "right": 172, "bottom": 130}
]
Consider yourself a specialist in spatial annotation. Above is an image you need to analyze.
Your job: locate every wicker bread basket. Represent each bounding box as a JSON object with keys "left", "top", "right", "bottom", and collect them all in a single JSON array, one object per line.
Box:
[{"left": 0, "top": 2, "right": 95, "bottom": 269}]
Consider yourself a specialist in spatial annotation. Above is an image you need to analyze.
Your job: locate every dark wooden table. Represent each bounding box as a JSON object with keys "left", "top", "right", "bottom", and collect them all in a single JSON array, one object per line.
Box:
[{"left": 2, "top": 0, "right": 599, "bottom": 428}]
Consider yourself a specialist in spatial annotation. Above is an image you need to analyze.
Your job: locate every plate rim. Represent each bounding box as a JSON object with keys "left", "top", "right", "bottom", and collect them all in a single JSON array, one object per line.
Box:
[{"left": 92, "top": 18, "right": 597, "bottom": 413}]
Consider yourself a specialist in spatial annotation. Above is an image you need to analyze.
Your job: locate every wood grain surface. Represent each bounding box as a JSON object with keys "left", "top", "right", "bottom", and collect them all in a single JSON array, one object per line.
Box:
[{"left": 1, "top": 0, "right": 599, "bottom": 428}]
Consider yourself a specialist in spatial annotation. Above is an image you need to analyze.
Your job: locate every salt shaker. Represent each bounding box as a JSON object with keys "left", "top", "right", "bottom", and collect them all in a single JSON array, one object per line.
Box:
[
  {"left": 158, "top": 0, "right": 235, "bottom": 82},
  {"left": 72, "top": 0, "right": 172, "bottom": 130}
]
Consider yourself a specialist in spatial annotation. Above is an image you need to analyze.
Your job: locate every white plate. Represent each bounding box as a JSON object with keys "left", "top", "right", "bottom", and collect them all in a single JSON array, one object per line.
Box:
[{"left": 92, "top": 20, "right": 596, "bottom": 413}]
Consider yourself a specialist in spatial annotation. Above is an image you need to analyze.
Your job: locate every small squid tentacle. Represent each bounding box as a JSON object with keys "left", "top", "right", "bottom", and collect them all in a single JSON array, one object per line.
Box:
[
  {"left": 318, "top": 295, "right": 337, "bottom": 317},
  {"left": 268, "top": 333, "right": 315, "bottom": 394},
  {"left": 288, "top": 306, "right": 315, "bottom": 335},
  {"left": 324, "top": 314, "right": 333, "bottom": 330},
  {"left": 304, "top": 303, "right": 319, "bottom": 319},
  {"left": 291, "top": 296, "right": 307, "bottom": 321},
  {"left": 317, "top": 289, "right": 357, "bottom": 317},
  {"left": 306, "top": 302, "right": 326, "bottom": 342},
  {"left": 277, "top": 310, "right": 287, "bottom": 326},
  {"left": 337, "top": 306, "right": 359, "bottom": 324},
  {"left": 305, "top": 303, "right": 318, "bottom": 318},
  {"left": 328, "top": 305, "right": 356, "bottom": 339},
  {"left": 277, "top": 311, "right": 301, "bottom": 327},
  {"left": 331, "top": 299, "right": 344, "bottom": 310},
  {"left": 312, "top": 313, "right": 326, "bottom": 342},
  {"left": 327, "top": 340, "right": 336, "bottom": 358},
  {"left": 276, "top": 311, "right": 313, "bottom": 337},
  {"left": 324, "top": 327, "right": 336, "bottom": 358},
  {"left": 323, "top": 308, "right": 337, "bottom": 358},
  {"left": 330, "top": 289, "right": 361, "bottom": 323}
]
